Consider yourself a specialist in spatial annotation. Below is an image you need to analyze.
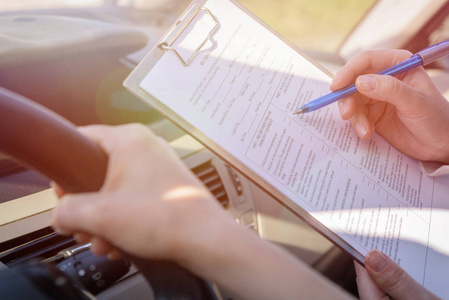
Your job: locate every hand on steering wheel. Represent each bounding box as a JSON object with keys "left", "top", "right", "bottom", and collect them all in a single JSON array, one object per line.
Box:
[{"left": 0, "top": 87, "right": 218, "bottom": 300}]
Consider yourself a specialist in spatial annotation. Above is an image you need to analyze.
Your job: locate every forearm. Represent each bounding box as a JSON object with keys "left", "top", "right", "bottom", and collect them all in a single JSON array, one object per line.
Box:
[{"left": 178, "top": 208, "right": 353, "bottom": 300}]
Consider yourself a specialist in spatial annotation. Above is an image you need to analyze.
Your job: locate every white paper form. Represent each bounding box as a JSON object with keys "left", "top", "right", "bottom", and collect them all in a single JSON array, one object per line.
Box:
[{"left": 137, "top": 0, "right": 449, "bottom": 297}]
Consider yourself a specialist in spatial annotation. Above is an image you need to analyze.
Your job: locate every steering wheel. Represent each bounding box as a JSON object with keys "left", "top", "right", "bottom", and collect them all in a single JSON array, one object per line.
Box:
[{"left": 0, "top": 87, "right": 217, "bottom": 300}]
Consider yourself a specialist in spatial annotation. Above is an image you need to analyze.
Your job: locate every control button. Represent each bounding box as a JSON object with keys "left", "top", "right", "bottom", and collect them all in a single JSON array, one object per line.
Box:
[
  {"left": 239, "top": 210, "right": 257, "bottom": 231},
  {"left": 226, "top": 165, "right": 244, "bottom": 199}
]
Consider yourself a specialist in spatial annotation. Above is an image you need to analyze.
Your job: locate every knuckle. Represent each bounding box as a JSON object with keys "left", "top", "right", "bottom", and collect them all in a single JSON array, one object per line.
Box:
[
  {"left": 380, "top": 264, "right": 408, "bottom": 291},
  {"left": 353, "top": 51, "right": 374, "bottom": 69},
  {"left": 114, "top": 124, "right": 156, "bottom": 151},
  {"left": 52, "top": 207, "right": 67, "bottom": 231},
  {"left": 377, "top": 75, "right": 400, "bottom": 97},
  {"left": 397, "top": 49, "right": 413, "bottom": 59},
  {"left": 388, "top": 76, "right": 403, "bottom": 95},
  {"left": 358, "top": 50, "right": 373, "bottom": 60},
  {"left": 101, "top": 123, "right": 154, "bottom": 152},
  {"left": 55, "top": 197, "right": 76, "bottom": 224},
  {"left": 124, "top": 123, "right": 153, "bottom": 140}
]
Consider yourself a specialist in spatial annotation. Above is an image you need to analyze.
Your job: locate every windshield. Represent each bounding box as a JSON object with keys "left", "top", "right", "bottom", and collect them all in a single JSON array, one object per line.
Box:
[{"left": 0, "top": 0, "right": 375, "bottom": 52}]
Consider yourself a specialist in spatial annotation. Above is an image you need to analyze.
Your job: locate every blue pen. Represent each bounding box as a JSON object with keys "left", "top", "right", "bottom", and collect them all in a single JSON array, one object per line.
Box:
[{"left": 294, "top": 40, "right": 449, "bottom": 114}]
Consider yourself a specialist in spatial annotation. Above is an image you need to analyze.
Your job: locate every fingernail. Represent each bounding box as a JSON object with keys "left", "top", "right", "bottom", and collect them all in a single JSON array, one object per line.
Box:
[
  {"left": 366, "top": 250, "right": 389, "bottom": 273},
  {"left": 332, "top": 73, "right": 341, "bottom": 86},
  {"left": 74, "top": 233, "right": 86, "bottom": 243},
  {"left": 356, "top": 123, "right": 367, "bottom": 139},
  {"left": 338, "top": 101, "right": 347, "bottom": 118},
  {"left": 357, "top": 76, "right": 376, "bottom": 92},
  {"left": 51, "top": 208, "right": 62, "bottom": 231}
]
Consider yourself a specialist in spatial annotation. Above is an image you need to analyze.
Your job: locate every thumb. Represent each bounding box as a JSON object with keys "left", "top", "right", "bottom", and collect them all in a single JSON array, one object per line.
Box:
[
  {"left": 364, "top": 250, "right": 439, "bottom": 300},
  {"left": 52, "top": 193, "right": 108, "bottom": 237},
  {"left": 355, "top": 74, "right": 418, "bottom": 110}
]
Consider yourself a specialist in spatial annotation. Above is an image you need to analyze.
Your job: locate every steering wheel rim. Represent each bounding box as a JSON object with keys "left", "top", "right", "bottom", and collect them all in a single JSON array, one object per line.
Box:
[
  {"left": 0, "top": 87, "right": 107, "bottom": 193},
  {"left": 0, "top": 87, "right": 217, "bottom": 300}
]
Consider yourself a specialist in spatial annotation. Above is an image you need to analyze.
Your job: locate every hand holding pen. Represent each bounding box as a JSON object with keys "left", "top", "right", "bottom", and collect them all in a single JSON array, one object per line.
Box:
[
  {"left": 295, "top": 40, "right": 449, "bottom": 115},
  {"left": 309, "top": 48, "right": 449, "bottom": 164}
]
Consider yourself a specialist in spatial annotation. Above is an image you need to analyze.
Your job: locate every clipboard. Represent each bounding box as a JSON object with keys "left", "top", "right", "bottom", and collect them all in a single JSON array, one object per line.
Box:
[
  {"left": 124, "top": 0, "right": 365, "bottom": 264},
  {"left": 126, "top": 2, "right": 449, "bottom": 297}
]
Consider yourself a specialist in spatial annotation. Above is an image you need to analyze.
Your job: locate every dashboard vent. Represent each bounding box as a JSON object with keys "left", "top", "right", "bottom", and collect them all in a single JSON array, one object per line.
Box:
[
  {"left": 0, "top": 227, "right": 75, "bottom": 267},
  {"left": 191, "top": 161, "right": 229, "bottom": 207}
]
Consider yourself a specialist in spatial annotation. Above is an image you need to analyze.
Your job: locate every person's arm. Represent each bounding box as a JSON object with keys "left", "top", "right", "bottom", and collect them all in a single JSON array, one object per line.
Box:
[
  {"left": 181, "top": 211, "right": 352, "bottom": 300},
  {"left": 333, "top": 49, "right": 449, "bottom": 299},
  {"left": 332, "top": 49, "right": 449, "bottom": 164},
  {"left": 52, "top": 123, "right": 353, "bottom": 300}
]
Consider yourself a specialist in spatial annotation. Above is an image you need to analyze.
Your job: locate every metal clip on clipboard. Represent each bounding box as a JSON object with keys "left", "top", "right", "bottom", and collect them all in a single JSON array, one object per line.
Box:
[{"left": 158, "top": 6, "right": 219, "bottom": 66}]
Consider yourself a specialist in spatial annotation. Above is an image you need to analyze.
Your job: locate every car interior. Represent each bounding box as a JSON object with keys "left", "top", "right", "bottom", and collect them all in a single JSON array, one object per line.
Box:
[{"left": 1, "top": 0, "right": 448, "bottom": 299}]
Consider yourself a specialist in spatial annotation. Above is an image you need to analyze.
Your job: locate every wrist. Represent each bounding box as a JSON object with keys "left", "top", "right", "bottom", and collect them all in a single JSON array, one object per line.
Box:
[
  {"left": 178, "top": 213, "right": 352, "bottom": 300},
  {"left": 174, "top": 203, "right": 244, "bottom": 269}
]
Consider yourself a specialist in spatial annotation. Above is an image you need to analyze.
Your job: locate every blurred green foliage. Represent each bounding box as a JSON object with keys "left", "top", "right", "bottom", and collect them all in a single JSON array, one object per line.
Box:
[{"left": 238, "top": 0, "right": 376, "bottom": 52}]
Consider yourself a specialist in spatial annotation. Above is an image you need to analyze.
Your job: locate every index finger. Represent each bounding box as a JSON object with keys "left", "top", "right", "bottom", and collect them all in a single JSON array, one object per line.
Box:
[
  {"left": 77, "top": 123, "right": 157, "bottom": 155},
  {"left": 77, "top": 124, "right": 116, "bottom": 145},
  {"left": 331, "top": 49, "right": 413, "bottom": 91}
]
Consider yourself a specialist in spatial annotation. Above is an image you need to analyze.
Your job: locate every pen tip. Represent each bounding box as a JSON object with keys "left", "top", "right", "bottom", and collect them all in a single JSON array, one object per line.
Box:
[{"left": 293, "top": 109, "right": 303, "bottom": 115}]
